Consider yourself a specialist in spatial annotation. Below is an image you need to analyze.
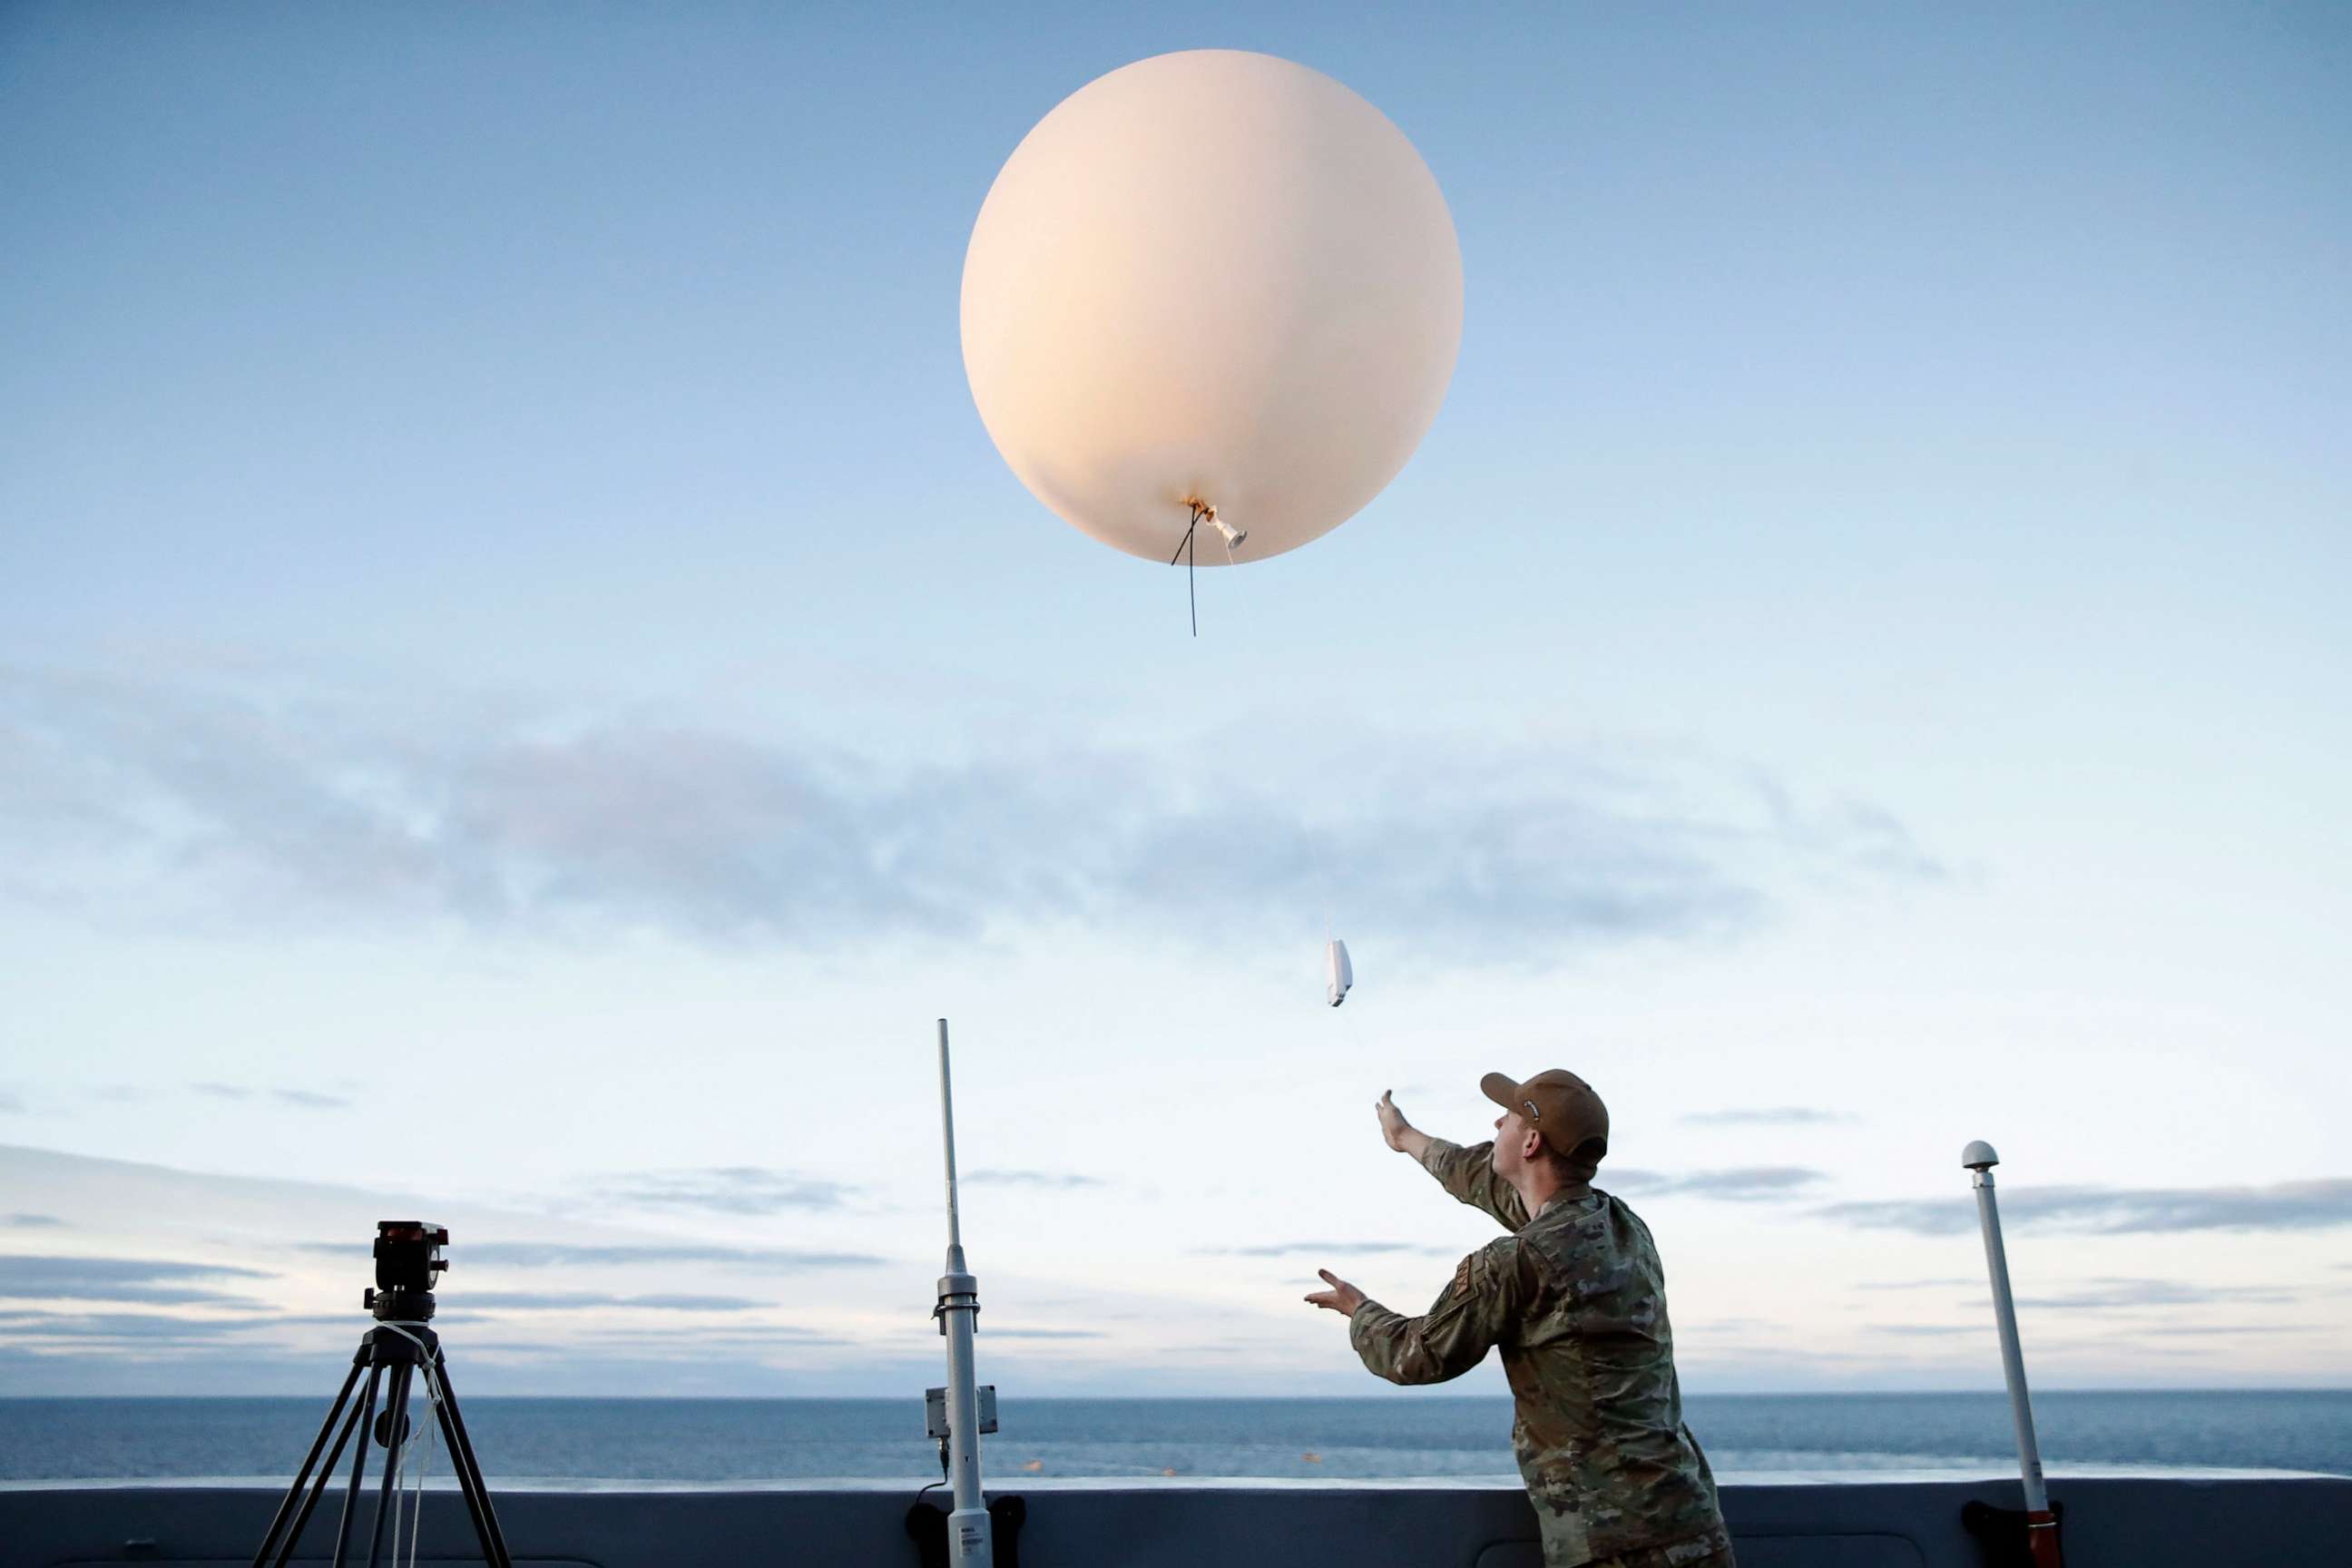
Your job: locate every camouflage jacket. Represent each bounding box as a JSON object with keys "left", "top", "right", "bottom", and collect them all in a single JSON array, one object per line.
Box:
[{"left": 1348, "top": 1138, "right": 1726, "bottom": 1568}]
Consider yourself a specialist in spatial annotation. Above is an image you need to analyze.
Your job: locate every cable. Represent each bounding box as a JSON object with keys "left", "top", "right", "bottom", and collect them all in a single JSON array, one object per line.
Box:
[
  {"left": 1167, "top": 504, "right": 1200, "bottom": 564},
  {"left": 388, "top": 1412, "right": 405, "bottom": 1568},
  {"left": 404, "top": 1390, "right": 436, "bottom": 1568},
  {"left": 370, "top": 1321, "right": 448, "bottom": 1568},
  {"left": 1168, "top": 501, "right": 1208, "bottom": 637},
  {"left": 913, "top": 1434, "right": 951, "bottom": 1513}
]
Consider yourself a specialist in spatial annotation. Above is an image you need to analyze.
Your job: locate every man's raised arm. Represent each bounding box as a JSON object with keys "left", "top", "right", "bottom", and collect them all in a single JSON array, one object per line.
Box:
[{"left": 1377, "top": 1090, "right": 1528, "bottom": 1231}]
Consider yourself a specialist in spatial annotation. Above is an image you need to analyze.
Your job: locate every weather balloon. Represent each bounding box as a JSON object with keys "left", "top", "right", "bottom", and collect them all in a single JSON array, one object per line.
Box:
[{"left": 960, "top": 50, "right": 1462, "bottom": 567}]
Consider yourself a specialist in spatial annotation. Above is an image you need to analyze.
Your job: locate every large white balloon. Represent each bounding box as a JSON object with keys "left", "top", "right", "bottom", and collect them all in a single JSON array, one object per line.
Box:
[{"left": 961, "top": 50, "right": 1463, "bottom": 566}]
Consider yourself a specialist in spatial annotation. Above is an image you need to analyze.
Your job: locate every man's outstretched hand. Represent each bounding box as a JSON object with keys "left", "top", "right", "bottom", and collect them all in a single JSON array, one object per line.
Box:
[
  {"left": 1377, "top": 1090, "right": 1431, "bottom": 1159},
  {"left": 1304, "top": 1268, "right": 1367, "bottom": 1318}
]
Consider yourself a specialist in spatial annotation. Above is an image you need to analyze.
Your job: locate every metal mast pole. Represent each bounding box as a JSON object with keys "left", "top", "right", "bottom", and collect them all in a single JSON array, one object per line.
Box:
[
  {"left": 936, "top": 1019, "right": 992, "bottom": 1565},
  {"left": 1965, "top": 1140, "right": 2063, "bottom": 1568}
]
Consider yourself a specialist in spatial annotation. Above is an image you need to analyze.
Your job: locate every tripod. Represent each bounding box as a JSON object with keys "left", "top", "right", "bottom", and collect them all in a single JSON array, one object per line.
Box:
[{"left": 252, "top": 1223, "right": 514, "bottom": 1568}]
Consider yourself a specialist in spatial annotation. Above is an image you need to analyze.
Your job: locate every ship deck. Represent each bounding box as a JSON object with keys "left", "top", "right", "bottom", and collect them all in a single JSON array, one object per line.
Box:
[{"left": 6, "top": 1471, "right": 2349, "bottom": 1566}]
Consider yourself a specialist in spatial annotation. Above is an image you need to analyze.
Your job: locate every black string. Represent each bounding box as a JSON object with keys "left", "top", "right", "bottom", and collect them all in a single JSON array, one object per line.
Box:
[{"left": 1169, "top": 503, "right": 1205, "bottom": 638}]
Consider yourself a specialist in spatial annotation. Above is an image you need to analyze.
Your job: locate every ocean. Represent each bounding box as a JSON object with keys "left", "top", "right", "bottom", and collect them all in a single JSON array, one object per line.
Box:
[{"left": 1, "top": 1391, "right": 2347, "bottom": 1485}]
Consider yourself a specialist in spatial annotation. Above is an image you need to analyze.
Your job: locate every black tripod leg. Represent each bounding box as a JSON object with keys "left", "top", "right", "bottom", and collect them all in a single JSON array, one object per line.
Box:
[
  {"left": 428, "top": 1390, "right": 503, "bottom": 1568},
  {"left": 267, "top": 1364, "right": 374, "bottom": 1568},
  {"left": 252, "top": 1353, "right": 364, "bottom": 1567},
  {"left": 428, "top": 1352, "right": 514, "bottom": 1568},
  {"left": 364, "top": 1358, "right": 415, "bottom": 1568},
  {"left": 328, "top": 1354, "right": 385, "bottom": 1568}
]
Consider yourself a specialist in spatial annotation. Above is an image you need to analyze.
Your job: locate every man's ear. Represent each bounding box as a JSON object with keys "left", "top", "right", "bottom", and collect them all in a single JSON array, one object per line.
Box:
[{"left": 1522, "top": 1125, "right": 1547, "bottom": 1161}]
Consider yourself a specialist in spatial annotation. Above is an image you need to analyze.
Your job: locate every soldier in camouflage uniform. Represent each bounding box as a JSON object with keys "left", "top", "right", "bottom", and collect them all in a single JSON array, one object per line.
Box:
[{"left": 1305, "top": 1070, "right": 1734, "bottom": 1568}]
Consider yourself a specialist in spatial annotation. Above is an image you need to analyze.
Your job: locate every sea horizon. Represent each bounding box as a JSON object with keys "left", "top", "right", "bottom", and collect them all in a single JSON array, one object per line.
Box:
[{"left": 6, "top": 1389, "right": 2347, "bottom": 1484}]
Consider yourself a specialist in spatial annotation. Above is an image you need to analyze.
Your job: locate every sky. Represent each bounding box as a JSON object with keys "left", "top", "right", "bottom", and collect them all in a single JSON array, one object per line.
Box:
[{"left": 1, "top": 3, "right": 2347, "bottom": 1404}]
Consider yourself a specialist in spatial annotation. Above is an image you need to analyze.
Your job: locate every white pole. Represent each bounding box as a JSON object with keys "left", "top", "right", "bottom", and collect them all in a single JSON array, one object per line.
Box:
[
  {"left": 936, "top": 1019, "right": 992, "bottom": 1565},
  {"left": 1965, "top": 1141, "right": 2063, "bottom": 1565}
]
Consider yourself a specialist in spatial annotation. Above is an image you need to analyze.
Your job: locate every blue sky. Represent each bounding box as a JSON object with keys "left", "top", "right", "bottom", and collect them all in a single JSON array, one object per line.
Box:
[{"left": 2, "top": 3, "right": 2347, "bottom": 1400}]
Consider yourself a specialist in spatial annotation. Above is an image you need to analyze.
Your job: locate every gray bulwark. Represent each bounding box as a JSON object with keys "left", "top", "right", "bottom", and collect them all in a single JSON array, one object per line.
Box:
[{"left": 2, "top": 1475, "right": 2348, "bottom": 1566}]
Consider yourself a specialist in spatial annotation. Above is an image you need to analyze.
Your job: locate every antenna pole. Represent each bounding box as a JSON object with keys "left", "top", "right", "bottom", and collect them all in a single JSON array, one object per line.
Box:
[
  {"left": 935, "top": 1019, "right": 992, "bottom": 1565},
  {"left": 940, "top": 1018, "right": 965, "bottom": 1257},
  {"left": 1965, "top": 1141, "right": 2063, "bottom": 1567}
]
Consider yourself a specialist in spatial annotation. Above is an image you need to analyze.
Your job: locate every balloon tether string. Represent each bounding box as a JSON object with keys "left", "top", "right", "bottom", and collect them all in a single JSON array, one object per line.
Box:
[{"left": 1169, "top": 499, "right": 1210, "bottom": 637}]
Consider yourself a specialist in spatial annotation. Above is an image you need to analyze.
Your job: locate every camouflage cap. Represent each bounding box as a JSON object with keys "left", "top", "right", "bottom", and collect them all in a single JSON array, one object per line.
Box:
[{"left": 1480, "top": 1068, "right": 1609, "bottom": 1174}]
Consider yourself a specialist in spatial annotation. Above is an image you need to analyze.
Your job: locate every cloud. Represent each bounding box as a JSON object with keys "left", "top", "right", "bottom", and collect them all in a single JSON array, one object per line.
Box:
[
  {"left": 959, "top": 1170, "right": 1107, "bottom": 1190},
  {"left": 1856, "top": 1279, "right": 1977, "bottom": 1291},
  {"left": 253, "top": 1313, "right": 384, "bottom": 1330},
  {"left": 381, "top": 1240, "right": 887, "bottom": 1270},
  {"left": 602, "top": 1168, "right": 854, "bottom": 1215},
  {"left": 0, "top": 1091, "right": 21, "bottom": 1113},
  {"left": 0, "top": 669, "right": 1938, "bottom": 959},
  {"left": 1681, "top": 1108, "right": 1852, "bottom": 1127},
  {"left": 446, "top": 1291, "right": 771, "bottom": 1312},
  {"left": 0, "top": 1309, "right": 272, "bottom": 1343},
  {"left": 1605, "top": 1166, "right": 1829, "bottom": 1200},
  {"left": 4, "top": 1214, "right": 65, "bottom": 1229},
  {"left": 189, "top": 1082, "right": 348, "bottom": 1109},
  {"left": 1200, "top": 1240, "right": 1459, "bottom": 1259},
  {"left": 554, "top": 1325, "right": 848, "bottom": 1350},
  {"left": 2008, "top": 1278, "right": 2300, "bottom": 1309},
  {"left": 973, "top": 1328, "right": 1104, "bottom": 1340},
  {"left": 0, "top": 1254, "right": 274, "bottom": 1307},
  {"left": 1818, "top": 1179, "right": 2352, "bottom": 1236},
  {"left": 1752, "top": 776, "right": 1947, "bottom": 884}
]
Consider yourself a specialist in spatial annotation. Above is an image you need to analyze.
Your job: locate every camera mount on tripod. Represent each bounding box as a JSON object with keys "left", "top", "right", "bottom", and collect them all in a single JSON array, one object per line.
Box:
[{"left": 364, "top": 1220, "right": 449, "bottom": 1320}]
